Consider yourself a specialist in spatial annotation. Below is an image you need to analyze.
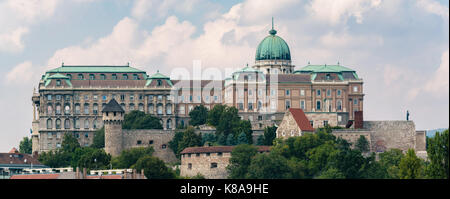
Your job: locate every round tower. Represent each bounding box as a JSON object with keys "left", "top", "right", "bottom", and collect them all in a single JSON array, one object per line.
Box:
[{"left": 102, "top": 98, "right": 125, "bottom": 157}]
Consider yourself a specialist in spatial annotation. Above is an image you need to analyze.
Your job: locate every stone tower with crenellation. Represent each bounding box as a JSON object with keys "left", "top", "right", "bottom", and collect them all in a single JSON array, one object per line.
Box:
[{"left": 102, "top": 98, "right": 125, "bottom": 157}]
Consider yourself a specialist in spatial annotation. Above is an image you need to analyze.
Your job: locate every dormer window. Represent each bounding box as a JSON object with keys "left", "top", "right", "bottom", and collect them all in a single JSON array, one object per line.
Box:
[
  {"left": 112, "top": 74, "right": 117, "bottom": 80},
  {"left": 89, "top": 74, "right": 95, "bottom": 80},
  {"left": 78, "top": 74, "right": 84, "bottom": 80},
  {"left": 100, "top": 74, "right": 106, "bottom": 80},
  {"left": 56, "top": 80, "right": 61, "bottom": 86},
  {"left": 133, "top": 74, "right": 139, "bottom": 80},
  {"left": 157, "top": 80, "right": 162, "bottom": 86},
  {"left": 123, "top": 74, "right": 128, "bottom": 80}
]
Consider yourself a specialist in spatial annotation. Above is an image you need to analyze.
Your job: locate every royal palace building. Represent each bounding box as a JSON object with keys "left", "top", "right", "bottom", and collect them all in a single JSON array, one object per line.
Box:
[{"left": 31, "top": 23, "right": 364, "bottom": 153}]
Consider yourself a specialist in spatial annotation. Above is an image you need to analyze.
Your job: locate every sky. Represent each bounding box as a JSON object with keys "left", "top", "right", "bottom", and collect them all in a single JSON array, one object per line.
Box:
[{"left": 0, "top": 0, "right": 448, "bottom": 152}]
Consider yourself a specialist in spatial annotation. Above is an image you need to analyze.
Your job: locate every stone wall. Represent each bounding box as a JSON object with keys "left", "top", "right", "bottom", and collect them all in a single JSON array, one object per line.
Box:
[
  {"left": 276, "top": 111, "right": 302, "bottom": 139},
  {"left": 180, "top": 152, "right": 231, "bottom": 179},
  {"left": 332, "top": 121, "right": 426, "bottom": 154},
  {"left": 305, "top": 112, "right": 339, "bottom": 128},
  {"left": 122, "top": 129, "right": 178, "bottom": 163}
]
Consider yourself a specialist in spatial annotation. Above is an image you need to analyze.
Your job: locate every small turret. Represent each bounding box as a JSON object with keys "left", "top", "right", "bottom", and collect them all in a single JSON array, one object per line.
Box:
[{"left": 102, "top": 99, "right": 125, "bottom": 156}]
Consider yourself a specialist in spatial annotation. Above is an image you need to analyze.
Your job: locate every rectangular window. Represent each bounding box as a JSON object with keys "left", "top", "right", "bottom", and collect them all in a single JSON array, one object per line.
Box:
[
  {"left": 353, "top": 86, "right": 358, "bottom": 92},
  {"left": 300, "top": 89, "right": 305, "bottom": 96},
  {"left": 102, "top": 95, "right": 107, "bottom": 101},
  {"left": 158, "top": 95, "right": 163, "bottom": 101},
  {"left": 112, "top": 74, "right": 117, "bottom": 80},
  {"left": 316, "top": 101, "right": 321, "bottom": 110},
  {"left": 337, "top": 89, "right": 341, "bottom": 96},
  {"left": 139, "top": 94, "right": 144, "bottom": 100},
  {"left": 210, "top": 163, "right": 218, "bottom": 169},
  {"left": 286, "top": 89, "right": 290, "bottom": 96},
  {"left": 327, "top": 89, "right": 331, "bottom": 96},
  {"left": 56, "top": 95, "right": 61, "bottom": 101},
  {"left": 285, "top": 100, "right": 291, "bottom": 110},
  {"left": 130, "top": 94, "right": 135, "bottom": 101},
  {"left": 93, "top": 95, "right": 98, "bottom": 100},
  {"left": 324, "top": 121, "right": 328, "bottom": 126},
  {"left": 354, "top": 99, "right": 358, "bottom": 105},
  {"left": 56, "top": 80, "right": 61, "bottom": 86},
  {"left": 47, "top": 95, "right": 52, "bottom": 101},
  {"left": 317, "top": 89, "right": 321, "bottom": 96},
  {"left": 120, "top": 94, "right": 125, "bottom": 101},
  {"left": 84, "top": 95, "right": 89, "bottom": 100},
  {"left": 300, "top": 100, "right": 305, "bottom": 109}
]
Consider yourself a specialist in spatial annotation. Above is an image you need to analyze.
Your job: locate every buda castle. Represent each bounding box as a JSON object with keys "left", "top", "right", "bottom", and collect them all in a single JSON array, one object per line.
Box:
[{"left": 31, "top": 22, "right": 364, "bottom": 154}]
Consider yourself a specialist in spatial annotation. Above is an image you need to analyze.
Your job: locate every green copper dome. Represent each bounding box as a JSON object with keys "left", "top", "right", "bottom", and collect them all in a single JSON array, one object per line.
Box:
[{"left": 255, "top": 24, "right": 291, "bottom": 61}]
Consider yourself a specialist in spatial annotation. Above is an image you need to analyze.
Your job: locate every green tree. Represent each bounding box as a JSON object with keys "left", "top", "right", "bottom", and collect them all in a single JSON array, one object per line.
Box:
[
  {"left": 38, "top": 150, "right": 71, "bottom": 168},
  {"left": 234, "top": 120, "right": 253, "bottom": 145},
  {"left": 246, "top": 153, "right": 290, "bottom": 179},
  {"left": 133, "top": 156, "right": 175, "bottom": 179},
  {"left": 327, "top": 147, "right": 366, "bottom": 179},
  {"left": 216, "top": 106, "right": 240, "bottom": 139},
  {"left": 426, "top": 129, "right": 449, "bottom": 179},
  {"left": 62, "top": 133, "right": 81, "bottom": 153},
  {"left": 355, "top": 135, "right": 370, "bottom": 153},
  {"left": 201, "top": 133, "right": 217, "bottom": 146},
  {"left": 168, "top": 131, "right": 184, "bottom": 158},
  {"left": 112, "top": 146, "right": 154, "bottom": 169},
  {"left": 123, "top": 110, "right": 162, "bottom": 129},
  {"left": 227, "top": 144, "right": 258, "bottom": 179},
  {"left": 77, "top": 148, "right": 111, "bottom": 170},
  {"left": 237, "top": 132, "right": 248, "bottom": 145},
  {"left": 19, "top": 137, "right": 32, "bottom": 154},
  {"left": 91, "top": 127, "right": 105, "bottom": 149},
  {"left": 256, "top": 135, "right": 264, "bottom": 146},
  {"left": 379, "top": 149, "right": 404, "bottom": 179},
  {"left": 188, "top": 105, "right": 208, "bottom": 126},
  {"left": 317, "top": 168, "right": 345, "bottom": 179},
  {"left": 207, "top": 104, "right": 226, "bottom": 127},
  {"left": 226, "top": 133, "right": 236, "bottom": 146},
  {"left": 399, "top": 149, "right": 423, "bottom": 179},
  {"left": 177, "top": 126, "right": 202, "bottom": 157},
  {"left": 263, "top": 125, "right": 277, "bottom": 145}
]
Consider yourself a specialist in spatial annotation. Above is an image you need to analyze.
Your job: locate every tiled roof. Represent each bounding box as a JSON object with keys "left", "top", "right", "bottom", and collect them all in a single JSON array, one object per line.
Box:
[
  {"left": 8, "top": 147, "right": 18, "bottom": 153},
  {"left": 10, "top": 174, "right": 60, "bottom": 179},
  {"left": 86, "top": 175, "right": 123, "bottom": 179},
  {"left": 180, "top": 146, "right": 271, "bottom": 154},
  {"left": 0, "top": 152, "right": 43, "bottom": 165},
  {"left": 289, "top": 108, "right": 314, "bottom": 131},
  {"left": 102, "top": 98, "right": 124, "bottom": 113}
]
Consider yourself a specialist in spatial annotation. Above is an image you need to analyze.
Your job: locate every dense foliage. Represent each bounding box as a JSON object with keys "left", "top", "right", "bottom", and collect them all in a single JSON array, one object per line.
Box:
[
  {"left": 168, "top": 126, "right": 202, "bottom": 159},
  {"left": 123, "top": 110, "right": 163, "bottom": 129},
  {"left": 19, "top": 137, "right": 32, "bottom": 154},
  {"left": 188, "top": 105, "right": 208, "bottom": 126}
]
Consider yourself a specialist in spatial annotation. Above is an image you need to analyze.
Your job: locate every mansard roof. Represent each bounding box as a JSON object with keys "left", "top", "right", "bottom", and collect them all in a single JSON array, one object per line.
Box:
[
  {"left": 102, "top": 98, "right": 124, "bottom": 113},
  {"left": 46, "top": 65, "right": 146, "bottom": 74},
  {"left": 265, "top": 74, "right": 311, "bottom": 83}
]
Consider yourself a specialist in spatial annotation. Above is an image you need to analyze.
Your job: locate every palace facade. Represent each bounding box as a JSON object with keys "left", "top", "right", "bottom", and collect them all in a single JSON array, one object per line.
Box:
[{"left": 31, "top": 24, "right": 364, "bottom": 153}]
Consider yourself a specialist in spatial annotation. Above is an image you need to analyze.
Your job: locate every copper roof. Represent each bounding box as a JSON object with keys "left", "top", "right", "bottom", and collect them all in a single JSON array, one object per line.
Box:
[
  {"left": 70, "top": 79, "right": 147, "bottom": 88},
  {"left": 289, "top": 108, "right": 315, "bottom": 131},
  {"left": 180, "top": 145, "right": 271, "bottom": 154},
  {"left": 265, "top": 74, "right": 311, "bottom": 83}
]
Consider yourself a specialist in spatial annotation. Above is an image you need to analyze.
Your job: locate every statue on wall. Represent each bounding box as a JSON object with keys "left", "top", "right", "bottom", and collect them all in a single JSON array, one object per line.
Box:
[{"left": 406, "top": 110, "right": 410, "bottom": 121}]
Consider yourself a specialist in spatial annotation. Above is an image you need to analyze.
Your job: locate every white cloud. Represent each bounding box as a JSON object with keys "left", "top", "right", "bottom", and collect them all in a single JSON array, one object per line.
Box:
[
  {"left": 131, "top": 0, "right": 202, "bottom": 20},
  {"left": 6, "top": 61, "right": 34, "bottom": 85},
  {"left": 0, "top": 27, "right": 29, "bottom": 53},
  {"left": 423, "top": 49, "right": 449, "bottom": 94},
  {"left": 416, "top": 0, "right": 449, "bottom": 19},
  {"left": 308, "top": 0, "right": 381, "bottom": 25}
]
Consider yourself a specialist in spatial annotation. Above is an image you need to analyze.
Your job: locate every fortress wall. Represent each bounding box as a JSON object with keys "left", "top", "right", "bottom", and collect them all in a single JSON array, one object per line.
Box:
[
  {"left": 363, "top": 121, "right": 416, "bottom": 152},
  {"left": 122, "top": 129, "right": 178, "bottom": 163}
]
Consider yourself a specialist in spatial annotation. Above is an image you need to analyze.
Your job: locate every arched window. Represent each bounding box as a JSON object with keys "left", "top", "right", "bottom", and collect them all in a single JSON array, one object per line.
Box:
[
  {"left": 93, "top": 104, "right": 98, "bottom": 114},
  {"left": 78, "top": 74, "right": 84, "bottom": 80},
  {"left": 47, "top": 104, "right": 53, "bottom": 114},
  {"left": 75, "top": 104, "right": 81, "bottom": 114},
  {"left": 64, "top": 119, "right": 70, "bottom": 129},
  {"left": 138, "top": 104, "right": 144, "bottom": 112},
  {"left": 84, "top": 119, "right": 89, "bottom": 129},
  {"left": 148, "top": 104, "right": 154, "bottom": 114},
  {"left": 129, "top": 103, "right": 135, "bottom": 111},
  {"left": 47, "top": 119, "right": 52, "bottom": 129},
  {"left": 166, "top": 104, "right": 172, "bottom": 114},
  {"left": 64, "top": 104, "right": 70, "bottom": 114},
  {"left": 100, "top": 74, "right": 106, "bottom": 80},
  {"left": 89, "top": 74, "right": 95, "bottom": 80},
  {"left": 258, "top": 100, "right": 263, "bottom": 110},
  {"left": 167, "top": 119, "right": 172, "bottom": 129},
  {"left": 55, "top": 119, "right": 61, "bottom": 129},
  {"left": 55, "top": 104, "right": 61, "bottom": 115},
  {"left": 316, "top": 101, "right": 321, "bottom": 110},
  {"left": 157, "top": 104, "right": 163, "bottom": 115},
  {"left": 337, "top": 100, "right": 342, "bottom": 111},
  {"left": 84, "top": 103, "right": 90, "bottom": 114},
  {"left": 93, "top": 119, "right": 98, "bottom": 129},
  {"left": 74, "top": 118, "right": 80, "bottom": 129},
  {"left": 122, "top": 74, "right": 128, "bottom": 80},
  {"left": 157, "top": 80, "right": 162, "bottom": 86}
]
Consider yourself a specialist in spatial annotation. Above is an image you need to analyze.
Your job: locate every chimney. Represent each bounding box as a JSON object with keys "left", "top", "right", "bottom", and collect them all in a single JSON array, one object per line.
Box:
[
  {"left": 76, "top": 167, "right": 80, "bottom": 179},
  {"left": 354, "top": 111, "right": 363, "bottom": 129},
  {"left": 83, "top": 168, "right": 87, "bottom": 179}
]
